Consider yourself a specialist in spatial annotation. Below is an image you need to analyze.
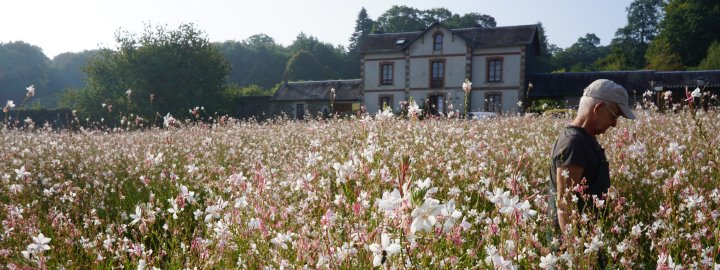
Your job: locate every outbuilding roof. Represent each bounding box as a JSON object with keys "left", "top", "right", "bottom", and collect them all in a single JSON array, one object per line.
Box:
[
  {"left": 271, "top": 79, "right": 362, "bottom": 102},
  {"left": 527, "top": 70, "right": 720, "bottom": 98}
]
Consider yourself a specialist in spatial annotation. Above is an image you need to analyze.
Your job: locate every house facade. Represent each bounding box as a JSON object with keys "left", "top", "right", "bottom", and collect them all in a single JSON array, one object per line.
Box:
[{"left": 360, "top": 22, "right": 540, "bottom": 115}]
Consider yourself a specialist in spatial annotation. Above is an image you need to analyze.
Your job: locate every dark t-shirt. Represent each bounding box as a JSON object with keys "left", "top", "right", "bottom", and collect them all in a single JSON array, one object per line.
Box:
[{"left": 547, "top": 126, "right": 610, "bottom": 228}]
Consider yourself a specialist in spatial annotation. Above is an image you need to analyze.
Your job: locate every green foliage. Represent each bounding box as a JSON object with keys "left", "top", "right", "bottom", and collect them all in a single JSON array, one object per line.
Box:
[
  {"left": 527, "top": 98, "right": 565, "bottom": 113},
  {"left": 443, "top": 12, "right": 497, "bottom": 28},
  {"left": 697, "top": 40, "right": 720, "bottom": 70},
  {"left": 374, "top": 5, "right": 496, "bottom": 33},
  {"left": 347, "top": 8, "right": 375, "bottom": 78},
  {"left": 553, "top": 34, "right": 611, "bottom": 72},
  {"left": 597, "top": 0, "right": 663, "bottom": 70},
  {"left": 645, "top": 36, "right": 684, "bottom": 70},
  {"left": 215, "top": 35, "right": 290, "bottom": 89},
  {"left": 288, "top": 33, "right": 353, "bottom": 80},
  {"left": 0, "top": 41, "right": 50, "bottom": 103},
  {"left": 80, "top": 23, "right": 230, "bottom": 119},
  {"left": 651, "top": 0, "right": 720, "bottom": 68},
  {"left": 285, "top": 50, "right": 333, "bottom": 81},
  {"left": 528, "top": 22, "right": 558, "bottom": 73}
]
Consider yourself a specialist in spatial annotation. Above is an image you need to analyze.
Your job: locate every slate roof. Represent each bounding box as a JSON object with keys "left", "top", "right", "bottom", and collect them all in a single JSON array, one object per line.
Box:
[
  {"left": 271, "top": 79, "right": 362, "bottom": 102},
  {"left": 527, "top": 70, "right": 720, "bottom": 98},
  {"left": 360, "top": 23, "right": 539, "bottom": 54}
]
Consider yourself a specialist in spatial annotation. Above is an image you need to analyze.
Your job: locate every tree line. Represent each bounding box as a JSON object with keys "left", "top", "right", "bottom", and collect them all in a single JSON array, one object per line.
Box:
[{"left": 1, "top": 1, "right": 719, "bottom": 121}]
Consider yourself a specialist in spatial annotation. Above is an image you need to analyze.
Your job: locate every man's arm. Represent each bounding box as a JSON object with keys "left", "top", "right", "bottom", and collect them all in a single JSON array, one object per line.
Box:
[{"left": 556, "top": 164, "right": 584, "bottom": 234}]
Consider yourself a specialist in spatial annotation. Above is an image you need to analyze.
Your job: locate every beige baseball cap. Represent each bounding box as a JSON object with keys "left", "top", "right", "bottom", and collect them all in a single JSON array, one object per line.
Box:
[{"left": 583, "top": 79, "right": 636, "bottom": 120}]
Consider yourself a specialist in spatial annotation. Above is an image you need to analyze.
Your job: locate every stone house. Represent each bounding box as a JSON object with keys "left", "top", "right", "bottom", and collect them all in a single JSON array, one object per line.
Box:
[
  {"left": 270, "top": 79, "right": 362, "bottom": 119},
  {"left": 359, "top": 22, "right": 541, "bottom": 115}
]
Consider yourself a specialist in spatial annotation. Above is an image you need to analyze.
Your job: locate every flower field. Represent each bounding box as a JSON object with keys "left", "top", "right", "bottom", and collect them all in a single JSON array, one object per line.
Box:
[{"left": 1, "top": 110, "right": 719, "bottom": 269}]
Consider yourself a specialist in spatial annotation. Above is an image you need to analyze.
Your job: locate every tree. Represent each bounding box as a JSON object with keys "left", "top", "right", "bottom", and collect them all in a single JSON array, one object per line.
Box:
[
  {"left": 216, "top": 34, "right": 289, "bottom": 89},
  {"left": 289, "top": 33, "right": 350, "bottom": 79},
  {"left": 347, "top": 8, "right": 375, "bottom": 77},
  {"left": 77, "top": 23, "right": 230, "bottom": 118},
  {"left": 374, "top": 6, "right": 496, "bottom": 33},
  {"left": 698, "top": 40, "right": 720, "bottom": 70},
  {"left": 0, "top": 41, "right": 50, "bottom": 104},
  {"left": 553, "top": 34, "right": 611, "bottom": 72},
  {"left": 528, "top": 22, "right": 558, "bottom": 73},
  {"left": 598, "top": 0, "right": 664, "bottom": 70},
  {"left": 348, "top": 7, "right": 374, "bottom": 56},
  {"left": 422, "top": 8, "right": 453, "bottom": 26},
  {"left": 648, "top": 0, "right": 720, "bottom": 68},
  {"left": 645, "top": 37, "right": 684, "bottom": 70},
  {"left": 374, "top": 6, "right": 426, "bottom": 33},
  {"left": 443, "top": 12, "right": 497, "bottom": 28},
  {"left": 284, "top": 50, "right": 331, "bottom": 81}
]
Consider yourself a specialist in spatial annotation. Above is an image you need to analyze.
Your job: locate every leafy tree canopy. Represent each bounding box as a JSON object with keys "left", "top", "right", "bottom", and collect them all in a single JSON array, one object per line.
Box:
[
  {"left": 648, "top": 0, "right": 720, "bottom": 68},
  {"left": 374, "top": 5, "right": 496, "bottom": 33},
  {"left": 74, "top": 23, "right": 230, "bottom": 119},
  {"left": 0, "top": 41, "right": 50, "bottom": 104}
]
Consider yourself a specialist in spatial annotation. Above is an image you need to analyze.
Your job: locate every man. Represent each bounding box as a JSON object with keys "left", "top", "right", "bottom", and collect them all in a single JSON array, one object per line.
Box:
[{"left": 547, "top": 79, "right": 636, "bottom": 262}]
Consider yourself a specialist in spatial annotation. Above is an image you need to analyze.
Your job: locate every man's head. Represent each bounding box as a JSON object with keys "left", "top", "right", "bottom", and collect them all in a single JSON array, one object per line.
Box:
[{"left": 576, "top": 79, "right": 636, "bottom": 135}]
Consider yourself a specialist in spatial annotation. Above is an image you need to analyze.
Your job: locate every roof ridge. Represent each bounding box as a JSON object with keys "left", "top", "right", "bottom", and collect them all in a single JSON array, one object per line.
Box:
[
  {"left": 288, "top": 79, "right": 362, "bottom": 84},
  {"left": 451, "top": 24, "right": 538, "bottom": 31}
]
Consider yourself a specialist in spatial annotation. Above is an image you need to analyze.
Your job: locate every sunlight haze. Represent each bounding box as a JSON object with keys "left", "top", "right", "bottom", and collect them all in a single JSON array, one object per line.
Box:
[{"left": 1, "top": 0, "right": 633, "bottom": 58}]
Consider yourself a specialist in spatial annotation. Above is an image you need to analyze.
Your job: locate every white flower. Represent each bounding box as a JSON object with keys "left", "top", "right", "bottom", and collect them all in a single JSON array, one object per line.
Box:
[
  {"left": 410, "top": 198, "right": 444, "bottom": 234},
  {"left": 442, "top": 199, "right": 463, "bottom": 232},
  {"left": 407, "top": 98, "right": 422, "bottom": 116},
  {"left": 22, "top": 232, "right": 51, "bottom": 258},
  {"left": 163, "top": 113, "right": 176, "bottom": 127},
  {"left": 517, "top": 200, "right": 537, "bottom": 220},
  {"left": 26, "top": 85, "right": 35, "bottom": 97},
  {"left": 248, "top": 217, "right": 261, "bottom": 229},
  {"left": 376, "top": 105, "right": 394, "bottom": 119},
  {"left": 499, "top": 195, "right": 520, "bottom": 215},
  {"left": 129, "top": 205, "right": 143, "bottom": 225},
  {"left": 270, "top": 232, "right": 292, "bottom": 249},
  {"left": 180, "top": 185, "right": 197, "bottom": 204},
  {"left": 684, "top": 194, "right": 704, "bottom": 210},
  {"left": 486, "top": 188, "right": 509, "bottom": 205},
  {"left": 167, "top": 199, "right": 181, "bottom": 219},
  {"left": 6, "top": 100, "right": 15, "bottom": 108},
  {"left": 583, "top": 233, "right": 605, "bottom": 254},
  {"left": 377, "top": 188, "right": 403, "bottom": 212},
  {"left": 126, "top": 89, "right": 133, "bottom": 96},
  {"left": 416, "top": 177, "right": 431, "bottom": 189},
  {"left": 462, "top": 79, "right": 472, "bottom": 93},
  {"left": 368, "top": 232, "right": 401, "bottom": 267},
  {"left": 691, "top": 87, "right": 701, "bottom": 98},
  {"left": 332, "top": 160, "right": 355, "bottom": 185},
  {"left": 204, "top": 199, "right": 228, "bottom": 223},
  {"left": 539, "top": 253, "right": 558, "bottom": 269},
  {"left": 14, "top": 166, "right": 31, "bottom": 180}
]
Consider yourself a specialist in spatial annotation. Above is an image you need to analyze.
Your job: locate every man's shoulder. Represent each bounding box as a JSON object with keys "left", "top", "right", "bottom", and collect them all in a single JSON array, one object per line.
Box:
[{"left": 558, "top": 126, "right": 591, "bottom": 144}]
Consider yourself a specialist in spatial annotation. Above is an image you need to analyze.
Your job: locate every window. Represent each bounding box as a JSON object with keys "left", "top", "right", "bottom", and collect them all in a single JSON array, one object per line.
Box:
[
  {"left": 379, "top": 95, "right": 394, "bottom": 110},
  {"left": 485, "top": 93, "right": 502, "bottom": 112},
  {"left": 295, "top": 103, "right": 305, "bottom": 120},
  {"left": 430, "top": 60, "right": 444, "bottom": 88},
  {"left": 428, "top": 94, "right": 445, "bottom": 115},
  {"left": 487, "top": 58, "right": 503, "bottom": 82},
  {"left": 380, "top": 63, "right": 394, "bottom": 85},
  {"left": 433, "top": 32, "right": 443, "bottom": 51}
]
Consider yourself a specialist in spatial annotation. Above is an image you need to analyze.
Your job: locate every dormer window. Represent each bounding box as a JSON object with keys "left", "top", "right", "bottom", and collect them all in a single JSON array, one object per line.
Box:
[{"left": 433, "top": 32, "right": 443, "bottom": 51}]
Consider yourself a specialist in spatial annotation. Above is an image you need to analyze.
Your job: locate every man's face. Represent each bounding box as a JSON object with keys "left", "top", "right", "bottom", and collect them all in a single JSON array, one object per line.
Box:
[{"left": 595, "top": 102, "right": 621, "bottom": 135}]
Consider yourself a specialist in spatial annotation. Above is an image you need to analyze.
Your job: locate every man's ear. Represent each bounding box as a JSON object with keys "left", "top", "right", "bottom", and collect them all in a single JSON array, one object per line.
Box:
[{"left": 592, "top": 102, "right": 604, "bottom": 115}]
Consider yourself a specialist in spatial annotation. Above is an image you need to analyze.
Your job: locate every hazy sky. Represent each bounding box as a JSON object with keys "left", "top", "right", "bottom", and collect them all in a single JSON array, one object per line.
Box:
[{"left": 2, "top": 0, "right": 634, "bottom": 58}]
